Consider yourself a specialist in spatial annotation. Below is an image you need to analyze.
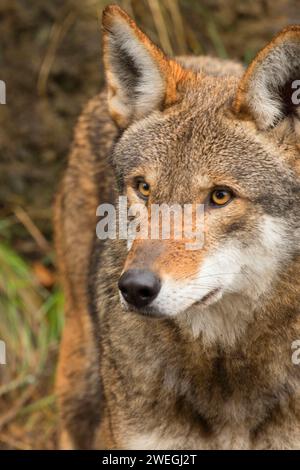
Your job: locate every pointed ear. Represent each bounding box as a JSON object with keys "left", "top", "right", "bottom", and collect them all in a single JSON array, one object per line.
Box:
[
  {"left": 102, "top": 5, "right": 189, "bottom": 128},
  {"left": 233, "top": 26, "right": 300, "bottom": 131}
]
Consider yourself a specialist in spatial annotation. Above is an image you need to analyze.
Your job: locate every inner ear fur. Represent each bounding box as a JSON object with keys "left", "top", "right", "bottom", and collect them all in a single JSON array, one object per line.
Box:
[
  {"left": 102, "top": 5, "right": 193, "bottom": 128},
  {"left": 233, "top": 25, "right": 300, "bottom": 131}
]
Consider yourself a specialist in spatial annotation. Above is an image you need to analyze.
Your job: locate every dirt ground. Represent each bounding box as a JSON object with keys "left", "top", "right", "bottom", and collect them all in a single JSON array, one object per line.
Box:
[{"left": 0, "top": 0, "right": 299, "bottom": 450}]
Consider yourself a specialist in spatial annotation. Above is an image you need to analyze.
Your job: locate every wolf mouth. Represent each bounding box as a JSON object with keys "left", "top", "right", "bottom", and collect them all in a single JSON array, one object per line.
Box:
[
  {"left": 194, "top": 287, "right": 222, "bottom": 307},
  {"left": 124, "top": 287, "right": 223, "bottom": 318}
]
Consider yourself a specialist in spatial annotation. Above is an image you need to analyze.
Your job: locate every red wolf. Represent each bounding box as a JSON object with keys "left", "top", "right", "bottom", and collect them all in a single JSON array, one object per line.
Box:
[{"left": 55, "top": 5, "right": 300, "bottom": 449}]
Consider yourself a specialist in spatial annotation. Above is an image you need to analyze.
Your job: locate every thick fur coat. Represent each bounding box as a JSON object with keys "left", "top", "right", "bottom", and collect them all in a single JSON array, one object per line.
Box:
[{"left": 54, "top": 6, "right": 300, "bottom": 449}]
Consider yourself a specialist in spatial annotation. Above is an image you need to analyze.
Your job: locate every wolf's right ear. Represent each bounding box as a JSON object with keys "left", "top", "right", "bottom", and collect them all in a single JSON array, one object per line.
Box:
[{"left": 102, "top": 5, "right": 189, "bottom": 128}]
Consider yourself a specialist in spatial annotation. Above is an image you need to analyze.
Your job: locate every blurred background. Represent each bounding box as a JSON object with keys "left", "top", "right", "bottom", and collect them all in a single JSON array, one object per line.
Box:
[{"left": 0, "top": 0, "right": 299, "bottom": 450}]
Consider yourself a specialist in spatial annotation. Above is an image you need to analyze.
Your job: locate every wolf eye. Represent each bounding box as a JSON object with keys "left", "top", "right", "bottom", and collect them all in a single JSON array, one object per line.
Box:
[
  {"left": 210, "top": 188, "right": 233, "bottom": 207},
  {"left": 136, "top": 180, "right": 150, "bottom": 199}
]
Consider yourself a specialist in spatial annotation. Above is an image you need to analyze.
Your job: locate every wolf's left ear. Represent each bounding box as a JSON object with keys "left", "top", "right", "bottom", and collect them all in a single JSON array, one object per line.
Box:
[
  {"left": 233, "top": 26, "right": 300, "bottom": 131},
  {"left": 102, "top": 5, "right": 189, "bottom": 128}
]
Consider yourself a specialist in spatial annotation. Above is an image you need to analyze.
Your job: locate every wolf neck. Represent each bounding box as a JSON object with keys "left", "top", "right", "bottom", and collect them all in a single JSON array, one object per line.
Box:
[
  {"left": 183, "top": 293, "right": 257, "bottom": 347},
  {"left": 181, "top": 257, "right": 300, "bottom": 349}
]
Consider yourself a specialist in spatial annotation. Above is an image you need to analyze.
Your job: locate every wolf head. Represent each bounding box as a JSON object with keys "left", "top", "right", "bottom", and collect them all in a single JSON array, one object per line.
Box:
[{"left": 102, "top": 6, "right": 300, "bottom": 343}]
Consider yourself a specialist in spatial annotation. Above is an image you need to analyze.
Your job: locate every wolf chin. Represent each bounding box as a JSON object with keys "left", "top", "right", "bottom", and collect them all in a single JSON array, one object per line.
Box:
[{"left": 54, "top": 5, "right": 300, "bottom": 449}]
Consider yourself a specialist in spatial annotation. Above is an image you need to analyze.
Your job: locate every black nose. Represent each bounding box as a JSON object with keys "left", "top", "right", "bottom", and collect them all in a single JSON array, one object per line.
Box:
[{"left": 118, "top": 269, "right": 161, "bottom": 308}]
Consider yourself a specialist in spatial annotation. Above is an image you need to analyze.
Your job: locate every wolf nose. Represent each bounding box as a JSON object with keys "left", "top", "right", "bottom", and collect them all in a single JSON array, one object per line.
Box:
[{"left": 118, "top": 269, "right": 161, "bottom": 308}]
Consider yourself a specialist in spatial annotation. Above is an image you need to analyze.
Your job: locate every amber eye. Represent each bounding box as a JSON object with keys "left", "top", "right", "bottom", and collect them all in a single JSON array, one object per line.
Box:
[
  {"left": 210, "top": 188, "right": 233, "bottom": 207},
  {"left": 137, "top": 180, "right": 150, "bottom": 199}
]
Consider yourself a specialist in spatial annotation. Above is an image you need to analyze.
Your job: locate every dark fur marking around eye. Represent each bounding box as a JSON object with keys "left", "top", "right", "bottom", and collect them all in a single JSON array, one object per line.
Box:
[{"left": 225, "top": 220, "right": 247, "bottom": 235}]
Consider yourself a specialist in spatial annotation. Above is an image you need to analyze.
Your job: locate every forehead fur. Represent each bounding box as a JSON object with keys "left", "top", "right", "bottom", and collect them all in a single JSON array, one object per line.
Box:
[{"left": 112, "top": 74, "right": 299, "bottom": 216}]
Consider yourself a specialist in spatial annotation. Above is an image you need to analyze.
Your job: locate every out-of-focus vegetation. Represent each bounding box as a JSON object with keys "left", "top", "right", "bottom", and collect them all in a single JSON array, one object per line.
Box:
[
  {"left": 0, "top": 0, "right": 299, "bottom": 449},
  {"left": 0, "top": 217, "right": 63, "bottom": 448}
]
